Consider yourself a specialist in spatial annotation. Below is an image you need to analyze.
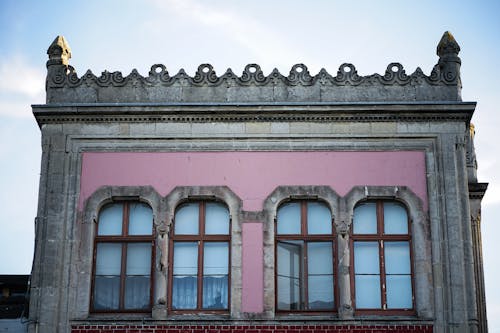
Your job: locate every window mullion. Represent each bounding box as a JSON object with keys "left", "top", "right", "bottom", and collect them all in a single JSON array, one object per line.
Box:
[
  {"left": 378, "top": 202, "right": 387, "bottom": 310},
  {"left": 303, "top": 241, "right": 309, "bottom": 310},
  {"left": 197, "top": 202, "right": 204, "bottom": 310},
  {"left": 302, "top": 201, "right": 307, "bottom": 310},
  {"left": 380, "top": 239, "right": 387, "bottom": 310},
  {"left": 119, "top": 203, "right": 129, "bottom": 310},
  {"left": 119, "top": 243, "right": 127, "bottom": 310}
]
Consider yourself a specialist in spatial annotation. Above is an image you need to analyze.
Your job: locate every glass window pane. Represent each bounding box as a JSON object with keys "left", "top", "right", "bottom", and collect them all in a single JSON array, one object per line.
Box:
[
  {"left": 203, "top": 276, "right": 228, "bottom": 309},
  {"left": 384, "top": 202, "right": 408, "bottom": 234},
  {"left": 98, "top": 203, "right": 123, "bottom": 235},
  {"left": 354, "top": 242, "right": 379, "bottom": 274},
  {"left": 307, "top": 242, "right": 333, "bottom": 275},
  {"left": 385, "top": 241, "right": 411, "bottom": 274},
  {"left": 124, "top": 276, "right": 150, "bottom": 309},
  {"left": 173, "top": 242, "right": 198, "bottom": 275},
  {"left": 386, "top": 275, "right": 413, "bottom": 309},
  {"left": 307, "top": 202, "right": 332, "bottom": 235},
  {"left": 353, "top": 202, "right": 377, "bottom": 234},
  {"left": 128, "top": 203, "right": 153, "bottom": 235},
  {"left": 277, "top": 202, "right": 301, "bottom": 235},
  {"left": 172, "top": 242, "right": 198, "bottom": 309},
  {"left": 308, "top": 275, "right": 334, "bottom": 310},
  {"left": 172, "top": 276, "right": 197, "bottom": 309},
  {"left": 175, "top": 203, "right": 199, "bottom": 235},
  {"left": 355, "top": 275, "right": 381, "bottom": 308},
  {"left": 203, "top": 242, "right": 228, "bottom": 275},
  {"left": 94, "top": 276, "right": 120, "bottom": 310},
  {"left": 277, "top": 241, "right": 303, "bottom": 310},
  {"left": 126, "top": 243, "right": 152, "bottom": 275},
  {"left": 205, "top": 203, "right": 230, "bottom": 235},
  {"left": 96, "top": 243, "right": 122, "bottom": 275}
]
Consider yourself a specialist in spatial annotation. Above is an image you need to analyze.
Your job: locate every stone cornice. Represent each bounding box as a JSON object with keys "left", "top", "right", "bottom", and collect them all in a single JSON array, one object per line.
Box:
[
  {"left": 33, "top": 102, "right": 476, "bottom": 126},
  {"left": 468, "top": 182, "right": 489, "bottom": 200}
]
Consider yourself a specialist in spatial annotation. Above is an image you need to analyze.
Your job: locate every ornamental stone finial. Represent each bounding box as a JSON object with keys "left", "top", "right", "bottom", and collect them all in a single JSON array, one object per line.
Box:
[
  {"left": 437, "top": 31, "right": 460, "bottom": 57},
  {"left": 47, "top": 35, "right": 71, "bottom": 68},
  {"left": 435, "top": 31, "right": 461, "bottom": 93}
]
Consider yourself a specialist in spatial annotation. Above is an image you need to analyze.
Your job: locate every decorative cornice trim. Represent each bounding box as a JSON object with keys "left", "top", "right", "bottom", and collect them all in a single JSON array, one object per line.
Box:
[
  {"left": 32, "top": 102, "right": 475, "bottom": 126},
  {"left": 48, "top": 62, "right": 457, "bottom": 89},
  {"left": 468, "top": 182, "right": 488, "bottom": 200},
  {"left": 44, "top": 32, "right": 463, "bottom": 104}
]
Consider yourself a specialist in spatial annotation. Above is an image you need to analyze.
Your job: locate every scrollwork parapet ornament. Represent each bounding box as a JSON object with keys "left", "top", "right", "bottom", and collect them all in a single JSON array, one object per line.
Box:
[{"left": 45, "top": 31, "right": 464, "bottom": 103}]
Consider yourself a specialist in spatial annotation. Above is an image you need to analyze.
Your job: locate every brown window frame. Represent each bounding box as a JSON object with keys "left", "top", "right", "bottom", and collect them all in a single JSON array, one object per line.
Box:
[
  {"left": 350, "top": 200, "right": 415, "bottom": 316},
  {"left": 167, "top": 201, "right": 231, "bottom": 313},
  {"left": 90, "top": 201, "right": 155, "bottom": 313},
  {"left": 274, "top": 200, "right": 338, "bottom": 313}
]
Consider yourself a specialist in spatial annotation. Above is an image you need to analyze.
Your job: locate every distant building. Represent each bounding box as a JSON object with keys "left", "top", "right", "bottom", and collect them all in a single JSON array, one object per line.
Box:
[
  {"left": 0, "top": 275, "right": 29, "bottom": 332},
  {"left": 29, "top": 32, "right": 488, "bottom": 332}
]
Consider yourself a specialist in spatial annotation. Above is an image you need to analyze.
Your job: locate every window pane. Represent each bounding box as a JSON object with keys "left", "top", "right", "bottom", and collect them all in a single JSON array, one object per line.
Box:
[
  {"left": 94, "top": 276, "right": 120, "bottom": 310},
  {"left": 95, "top": 243, "right": 122, "bottom": 275},
  {"left": 126, "top": 243, "right": 151, "bottom": 275},
  {"left": 173, "top": 242, "right": 198, "bottom": 275},
  {"left": 205, "top": 203, "right": 230, "bottom": 235},
  {"left": 353, "top": 202, "right": 377, "bottom": 234},
  {"left": 355, "top": 275, "right": 381, "bottom": 308},
  {"left": 203, "top": 242, "right": 228, "bottom": 275},
  {"left": 384, "top": 241, "right": 411, "bottom": 274},
  {"left": 307, "top": 202, "right": 332, "bottom": 235},
  {"left": 277, "top": 241, "right": 303, "bottom": 310},
  {"left": 129, "top": 202, "right": 153, "bottom": 235},
  {"left": 307, "top": 242, "right": 333, "bottom": 275},
  {"left": 175, "top": 203, "right": 199, "bottom": 235},
  {"left": 354, "top": 242, "right": 379, "bottom": 274},
  {"left": 172, "top": 242, "right": 198, "bottom": 309},
  {"left": 386, "top": 275, "right": 413, "bottom": 309},
  {"left": 203, "top": 276, "right": 228, "bottom": 309},
  {"left": 98, "top": 203, "right": 123, "bottom": 235},
  {"left": 308, "top": 275, "right": 334, "bottom": 310},
  {"left": 124, "top": 276, "right": 150, "bottom": 309},
  {"left": 172, "top": 276, "right": 197, "bottom": 309},
  {"left": 277, "top": 202, "right": 301, "bottom": 235},
  {"left": 384, "top": 202, "right": 408, "bottom": 234}
]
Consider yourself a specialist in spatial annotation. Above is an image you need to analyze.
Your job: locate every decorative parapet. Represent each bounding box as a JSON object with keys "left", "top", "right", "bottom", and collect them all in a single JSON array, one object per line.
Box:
[{"left": 45, "top": 32, "right": 462, "bottom": 104}]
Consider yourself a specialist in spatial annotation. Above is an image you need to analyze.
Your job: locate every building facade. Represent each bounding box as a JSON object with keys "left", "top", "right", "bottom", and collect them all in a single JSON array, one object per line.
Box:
[{"left": 29, "top": 32, "right": 488, "bottom": 332}]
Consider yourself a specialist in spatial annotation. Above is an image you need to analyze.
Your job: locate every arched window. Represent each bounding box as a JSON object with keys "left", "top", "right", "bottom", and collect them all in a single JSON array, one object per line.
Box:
[
  {"left": 275, "top": 201, "right": 335, "bottom": 311},
  {"left": 91, "top": 201, "right": 154, "bottom": 312},
  {"left": 169, "top": 201, "right": 230, "bottom": 311},
  {"left": 351, "top": 201, "right": 414, "bottom": 313}
]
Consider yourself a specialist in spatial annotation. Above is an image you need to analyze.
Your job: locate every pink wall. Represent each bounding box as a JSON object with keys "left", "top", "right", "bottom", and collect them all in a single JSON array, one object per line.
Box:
[
  {"left": 80, "top": 151, "right": 427, "bottom": 211},
  {"left": 242, "top": 222, "right": 264, "bottom": 313},
  {"left": 80, "top": 150, "right": 427, "bottom": 313}
]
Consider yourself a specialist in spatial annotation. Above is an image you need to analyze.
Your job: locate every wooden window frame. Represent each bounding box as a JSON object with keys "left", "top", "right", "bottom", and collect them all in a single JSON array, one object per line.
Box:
[
  {"left": 350, "top": 200, "right": 415, "bottom": 316},
  {"left": 90, "top": 201, "right": 155, "bottom": 313},
  {"left": 167, "top": 201, "right": 231, "bottom": 313},
  {"left": 275, "top": 200, "right": 338, "bottom": 314}
]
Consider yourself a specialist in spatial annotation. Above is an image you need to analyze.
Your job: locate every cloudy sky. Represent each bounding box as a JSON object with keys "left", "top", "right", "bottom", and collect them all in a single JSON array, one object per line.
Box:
[{"left": 0, "top": 0, "right": 499, "bottom": 330}]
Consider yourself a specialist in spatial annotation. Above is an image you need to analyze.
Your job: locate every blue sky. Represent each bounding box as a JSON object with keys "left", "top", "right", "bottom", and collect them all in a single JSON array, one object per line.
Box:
[{"left": 1, "top": 0, "right": 499, "bottom": 329}]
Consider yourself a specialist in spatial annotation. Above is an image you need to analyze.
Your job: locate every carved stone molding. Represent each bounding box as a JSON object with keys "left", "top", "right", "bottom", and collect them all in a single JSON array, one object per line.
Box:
[{"left": 44, "top": 32, "right": 463, "bottom": 104}]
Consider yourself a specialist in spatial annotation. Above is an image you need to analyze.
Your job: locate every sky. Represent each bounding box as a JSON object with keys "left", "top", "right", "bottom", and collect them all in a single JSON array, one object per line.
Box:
[{"left": 0, "top": 0, "right": 499, "bottom": 329}]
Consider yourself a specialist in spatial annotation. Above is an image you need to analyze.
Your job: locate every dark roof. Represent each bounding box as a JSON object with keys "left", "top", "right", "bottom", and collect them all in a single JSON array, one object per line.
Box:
[{"left": 0, "top": 275, "right": 29, "bottom": 319}]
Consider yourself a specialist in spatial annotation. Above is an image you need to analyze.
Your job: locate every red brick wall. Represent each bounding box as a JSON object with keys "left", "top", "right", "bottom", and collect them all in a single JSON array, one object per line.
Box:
[{"left": 71, "top": 324, "right": 433, "bottom": 333}]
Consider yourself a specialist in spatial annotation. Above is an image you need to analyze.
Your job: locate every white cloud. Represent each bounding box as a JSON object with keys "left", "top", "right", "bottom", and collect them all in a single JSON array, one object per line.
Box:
[
  {"left": 147, "top": 0, "right": 312, "bottom": 72},
  {"left": 0, "top": 56, "right": 45, "bottom": 97},
  {"left": 0, "top": 56, "right": 45, "bottom": 118}
]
